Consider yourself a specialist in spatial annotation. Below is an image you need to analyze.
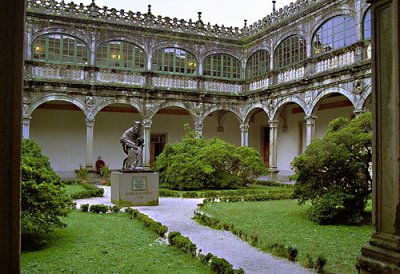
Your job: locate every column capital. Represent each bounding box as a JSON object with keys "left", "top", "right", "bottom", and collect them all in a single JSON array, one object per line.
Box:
[
  {"left": 240, "top": 123, "right": 249, "bottom": 131},
  {"left": 142, "top": 119, "right": 152, "bottom": 128},
  {"left": 22, "top": 116, "right": 31, "bottom": 124},
  {"left": 85, "top": 118, "right": 95, "bottom": 127},
  {"left": 268, "top": 120, "right": 279, "bottom": 128},
  {"left": 305, "top": 115, "right": 317, "bottom": 125},
  {"left": 354, "top": 108, "right": 366, "bottom": 116}
]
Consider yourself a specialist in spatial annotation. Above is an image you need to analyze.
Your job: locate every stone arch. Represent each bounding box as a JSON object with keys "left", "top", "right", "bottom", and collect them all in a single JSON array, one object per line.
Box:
[
  {"left": 310, "top": 87, "right": 357, "bottom": 115},
  {"left": 25, "top": 94, "right": 87, "bottom": 117},
  {"left": 203, "top": 106, "right": 243, "bottom": 124},
  {"left": 244, "top": 104, "right": 269, "bottom": 125},
  {"left": 271, "top": 96, "right": 307, "bottom": 120},
  {"left": 200, "top": 50, "right": 243, "bottom": 64},
  {"left": 310, "top": 9, "right": 356, "bottom": 40},
  {"left": 95, "top": 36, "right": 147, "bottom": 56},
  {"left": 90, "top": 98, "right": 143, "bottom": 120},
  {"left": 245, "top": 46, "right": 271, "bottom": 61},
  {"left": 273, "top": 31, "right": 308, "bottom": 53},
  {"left": 152, "top": 42, "right": 198, "bottom": 59},
  {"left": 32, "top": 28, "right": 90, "bottom": 46},
  {"left": 148, "top": 101, "right": 195, "bottom": 121},
  {"left": 357, "top": 85, "right": 373, "bottom": 111}
]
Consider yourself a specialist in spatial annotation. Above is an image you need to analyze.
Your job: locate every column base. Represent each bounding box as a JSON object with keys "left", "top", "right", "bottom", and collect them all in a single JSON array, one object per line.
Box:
[
  {"left": 357, "top": 233, "right": 400, "bottom": 274},
  {"left": 268, "top": 167, "right": 279, "bottom": 174}
]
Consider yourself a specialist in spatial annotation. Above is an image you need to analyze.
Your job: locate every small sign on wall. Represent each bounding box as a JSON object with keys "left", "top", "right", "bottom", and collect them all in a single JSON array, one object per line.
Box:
[{"left": 132, "top": 176, "right": 147, "bottom": 191}]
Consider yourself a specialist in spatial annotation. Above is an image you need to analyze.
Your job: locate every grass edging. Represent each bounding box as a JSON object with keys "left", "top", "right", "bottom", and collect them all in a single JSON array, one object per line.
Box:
[{"left": 193, "top": 210, "right": 327, "bottom": 273}]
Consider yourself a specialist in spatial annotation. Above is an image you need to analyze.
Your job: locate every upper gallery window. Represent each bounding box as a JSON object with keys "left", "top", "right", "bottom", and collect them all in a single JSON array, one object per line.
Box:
[
  {"left": 32, "top": 34, "right": 88, "bottom": 65},
  {"left": 312, "top": 16, "right": 357, "bottom": 55},
  {"left": 96, "top": 41, "right": 146, "bottom": 70},
  {"left": 275, "top": 35, "right": 307, "bottom": 68},
  {"left": 246, "top": 50, "right": 270, "bottom": 79},
  {"left": 152, "top": 48, "right": 197, "bottom": 75},
  {"left": 203, "top": 54, "right": 241, "bottom": 79},
  {"left": 363, "top": 9, "right": 371, "bottom": 40}
]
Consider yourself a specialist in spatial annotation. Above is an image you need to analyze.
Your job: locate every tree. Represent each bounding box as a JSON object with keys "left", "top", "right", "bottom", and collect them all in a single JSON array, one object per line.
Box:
[
  {"left": 155, "top": 126, "right": 266, "bottom": 190},
  {"left": 291, "top": 112, "right": 372, "bottom": 225},
  {"left": 21, "top": 139, "right": 73, "bottom": 249}
]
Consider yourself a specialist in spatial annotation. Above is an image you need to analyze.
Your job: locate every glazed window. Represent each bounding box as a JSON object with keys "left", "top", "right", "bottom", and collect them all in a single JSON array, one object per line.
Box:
[
  {"left": 246, "top": 50, "right": 270, "bottom": 79},
  {"left": 275, "top": 35, "right": 306, "bottom": 68},
  {"left": 363, "top": 8, "right": 371, "bottom": 40},
  {"left": 152, "top": 48, "right": 197, "bottom": 75},
  {"left": 96, "top": 41, "right": 146, "bottom": 70},
  {"left": 203, "top": 54, "right": 241, "bottom": 79},
  {"left": 312, "top": 16, "right": 357, "bottom": 55},
  {"left": 32, "top": 34, "right": 89, "bottom": 65}
]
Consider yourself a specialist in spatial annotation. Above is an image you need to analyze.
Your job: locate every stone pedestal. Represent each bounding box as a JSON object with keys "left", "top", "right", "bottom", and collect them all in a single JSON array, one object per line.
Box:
[{"left": 111, "top": 171, "right": 159, "bottom": 206}]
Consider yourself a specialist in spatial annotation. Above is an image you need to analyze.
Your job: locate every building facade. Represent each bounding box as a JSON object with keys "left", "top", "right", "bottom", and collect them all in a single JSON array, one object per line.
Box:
[{"left": 23, "top": 0, "right": 372, "bottom": 177}]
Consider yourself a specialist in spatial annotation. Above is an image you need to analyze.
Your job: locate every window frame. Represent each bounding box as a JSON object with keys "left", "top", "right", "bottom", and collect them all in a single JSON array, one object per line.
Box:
[
  {"left": 152, "top": 47, "right": 197, "bottom": 75},
  {"left": 274, "top": 35, "right": 307, "bottom": 69},
  {"left": 203, "top": 54, "right": 241, "bottom": 80},
  {"left": 246, "top": 50, "right": 270, "bottom": 79}
]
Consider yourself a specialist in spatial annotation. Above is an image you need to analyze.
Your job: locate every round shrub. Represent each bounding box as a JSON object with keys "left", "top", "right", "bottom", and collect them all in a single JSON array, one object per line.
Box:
[{"left": 155, "top": 126, "right": 266, "bottom": 190}]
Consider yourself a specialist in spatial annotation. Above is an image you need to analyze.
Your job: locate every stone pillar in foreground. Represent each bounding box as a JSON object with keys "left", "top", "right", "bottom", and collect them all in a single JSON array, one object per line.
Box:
[
  {"left": 305, "top": 115, "right": 316, "bottom": 146},
  {"left": 194, "top": 118, "right": 203, "bottom": 137},
  {"left": 268, "top": 120, "right": 279, "bottom": 174},
  {"left": 240, "top": 123, "right": 249, "bottom": 147},
  {"left": 357, "top": 0, "right": 400, "bottom": 272},
  {"left": 85, "top": 118, "right": 95, "bottom": 169},
  {"left": 0, "top": 1, "right": 24, "bottom": 272},
  {"left": 142, "top": 119, "right": 152, "bottom": 167}
]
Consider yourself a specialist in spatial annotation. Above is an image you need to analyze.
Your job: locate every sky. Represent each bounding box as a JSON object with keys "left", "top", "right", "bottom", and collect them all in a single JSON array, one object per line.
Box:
[{"left": 78, "top": 0, "right": 294, "bottom": 27}]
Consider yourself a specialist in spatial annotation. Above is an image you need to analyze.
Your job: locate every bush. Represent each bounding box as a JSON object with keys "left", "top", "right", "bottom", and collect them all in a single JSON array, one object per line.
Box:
[
  {"left": 291, "top": 112, "right": 372, "bottom": 225},
  {"left": 89, "top": 204, "right": 108, "bottom": 213},
  {"left": 21, "top": 139, "right": 73, "bottom": 249},
  {"left": 167, "top": 231, "right": 197, "bottom": 256},
  {"left": 210, "top": 256, "right": 234, "bottom": 274},
  {"left": 129, "top": 209, "right": 168, "bottom": 237},
  {"left": 69, "top": 183, "right": 104, "bottom": 199},
  {"left": 76, "top": 164, "right": 88, "bottom": 181},
  {"left": 80, "top": 204, "right": 89, "bottom": 212},
  {"left": 155, "top": 125, "right": 266, "bottom": 190}
]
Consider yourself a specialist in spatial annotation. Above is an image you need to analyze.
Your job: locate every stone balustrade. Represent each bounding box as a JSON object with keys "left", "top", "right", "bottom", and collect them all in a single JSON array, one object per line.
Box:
[
  {"left": 96, "top": 70, "right": 145, "bottom": 85},
  {"left": 277, "top": 66, "right": 305, "bottom": 84},
  {"left": 152, "top": 76, "right": 197, "bottom": 90},
  {"left": 31, "top": 63, "right": 87, "bottom": 80},
  {"left": 204, "top": 81, "right": 242, "bottom": 93},
  {"left": 248, "top": 77, "right": 270, "bottom": 92},
  {"left": 315, "top": 49, "right": 355, "bottom": 74}
]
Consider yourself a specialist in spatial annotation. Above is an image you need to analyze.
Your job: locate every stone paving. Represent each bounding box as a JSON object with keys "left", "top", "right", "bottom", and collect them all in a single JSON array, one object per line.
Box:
[{"left": 75, "top": 186, "right": 313, "bottom": 274}]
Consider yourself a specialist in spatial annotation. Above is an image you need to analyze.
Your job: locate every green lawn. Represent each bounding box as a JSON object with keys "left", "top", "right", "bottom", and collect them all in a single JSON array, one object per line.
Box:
[
  {"left": 201, "top": 200, "right": 373, "bottom": 274},
  {"left": 62, "top": 184, "right": 87, "bottom": 197},
  {"left": 22, "top": 211, "right": 213, "bottom": 274}
]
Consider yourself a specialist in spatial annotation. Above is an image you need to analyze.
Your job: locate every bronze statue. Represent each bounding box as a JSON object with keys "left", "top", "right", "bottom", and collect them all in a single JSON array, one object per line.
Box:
[{"left": 120, "top": 121, "right": 144, "bottom": 169}]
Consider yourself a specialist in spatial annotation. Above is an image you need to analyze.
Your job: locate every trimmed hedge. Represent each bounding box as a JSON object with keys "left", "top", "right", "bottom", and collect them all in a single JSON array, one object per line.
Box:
[
  {"left": 126, "top": 208, "right": 168, "bottom": 237},
  {"left": 67, "top": 182, "right": 104, "bottom": 199}
]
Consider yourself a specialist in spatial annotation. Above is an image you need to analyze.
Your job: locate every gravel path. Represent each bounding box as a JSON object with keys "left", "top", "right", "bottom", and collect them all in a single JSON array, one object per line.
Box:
[{"left": 75, "top": 186, "right": 313, "bottom": 274}]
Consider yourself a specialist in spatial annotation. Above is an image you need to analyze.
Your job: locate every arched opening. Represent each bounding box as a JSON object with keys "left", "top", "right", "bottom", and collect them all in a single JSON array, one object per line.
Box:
[
  {"left": 93, "top": 103, "right": 142, "bottom": 170},
  {"left": 246, "top": 50, "right": 270, "bottom": 79},
  {"left": 246, "top": 108, "right": 270, "bottom": 167},
  {"left": 203, "top": 54, "right": 241, "bottom": 80},
  {"left": 274, "top": 102, "right": 306, "bottom": 174},
  {"left": 203, "top": 110, "right": 241, "bottom": 146},
  {"left": 151, "top": 106, "right": 194, "bottom": 166},
  {"left": 152, "top": 47, "right": 197, "bottom": 75},
  {"left": 275, "top": 35, "right": 307, "bottom": 69},
  {"left": 311, "top": 93, "right": 355, "bottom": 139},
  {"left": 30, "top": 100, "right": 86, "bottom": 177}
]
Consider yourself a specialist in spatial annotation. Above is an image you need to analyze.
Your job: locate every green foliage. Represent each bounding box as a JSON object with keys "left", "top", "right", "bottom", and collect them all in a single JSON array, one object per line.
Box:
[
  {"left": 80, "top": 204, "right": 89, "bottom": 212},
  {"left": 21, "top": 139, "right": 73, "bottom": 249},
  {"left": 89, "top": 204, "right": 108, "bottom": 213},
  {"left": 291, "top": 112, "right": 372, "bottom": 225},
  {"left": 128, "top": 209, "right": 168, "bottom": 237},
  {"left": 209, "top": 256, "right": 234, "bottom": 274},
  {"left": 100, "top": 165, "right": 111, "bottom": 178},
  {"left": 68, "top": 183, "right": 104, "bottom": 199},
  {"left": 155, "top": 126, "right": 266, "bottom": 190},
  {"left": 168, "top": 231, "right": 197, "bottom": 256},
  {"left": 76, "top": 164, "right": 88, "bottom": 180}
]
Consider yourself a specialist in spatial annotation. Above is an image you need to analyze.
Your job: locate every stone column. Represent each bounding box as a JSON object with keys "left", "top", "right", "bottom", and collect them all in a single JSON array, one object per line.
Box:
[
  {"left": 85, "top": 118, "right": 95, "bottom": 169},
  {"left": 305, "top": 115, "right": 316, "bottom": 146},
  {"left": 357, "top": 0, "right": 400, "bottom": 272},
  {"left": 142, "top": 119, "right": 152, "bottom": 167},
  {"left": 240, "top": 123, "right": 249, "bottom": 146},
  {"left": 194, "top": 118, "right": 203, "bottom": 137},
  {"left": 268, "top": 120, "right": 279, "bottom": 174},
  {"left": 22, "top": 116, "right": 31, "bottom": 139},
  {"left": 354, "top": 108, "right": 366, "bottom": 117},
  {"left": 0, "top": 1, "right": 24, "bottom": 272}
]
